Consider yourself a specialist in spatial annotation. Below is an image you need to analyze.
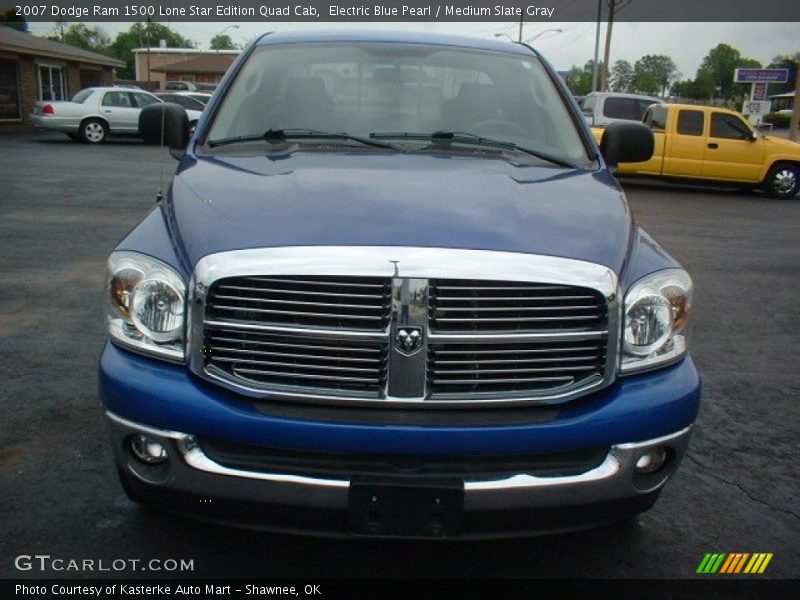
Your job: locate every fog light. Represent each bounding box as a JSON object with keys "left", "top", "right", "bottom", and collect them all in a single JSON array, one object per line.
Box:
[
  {"left": 130, "top": 434, "right": 168, "bottom": 465},
  {"left": 635, "top": 447, "right": 668, "bottom": 474}
]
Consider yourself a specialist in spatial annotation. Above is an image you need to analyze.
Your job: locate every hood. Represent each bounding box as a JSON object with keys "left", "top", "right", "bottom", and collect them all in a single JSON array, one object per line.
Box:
[
  {"left": 168, "top": 150, "right": 632, "bottom": 273},
  {"left": 763, "top": 135, "right": 800, "bottom": 152}
]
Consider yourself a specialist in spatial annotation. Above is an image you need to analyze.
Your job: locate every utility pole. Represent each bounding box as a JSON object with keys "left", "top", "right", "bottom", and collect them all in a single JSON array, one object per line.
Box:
[
  {"left": 518, "top": 11, "right": 524, "bottom": 43},
  {"left": 790, "top": 60, "right": 800, "bottom": 143},
  {"left": 591, "top": 0, "right": 602, "bottom": 92},
  {"left": 146, "top": 17, "right": 152, "bottom": 87},
  {"left": 600, "top": 0, "right": 631, "bottom": 92}
]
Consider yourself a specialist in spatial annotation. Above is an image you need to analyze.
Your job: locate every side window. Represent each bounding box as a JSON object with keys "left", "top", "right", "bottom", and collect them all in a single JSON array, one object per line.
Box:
[
  {"left": 644, "top": 106, "right": 667, "bottom": 131},
  {"left": 710, "top": 113, "right": 751, "bottom": 140},
  {"left": 102, "top": 91, "right": 131, "bottom": 107},
  {"left": 677, "top": 110, "right": 704, "bottom": 136},
  {"left": 132, "top": 92, "right": 160, "bottom": 108},
  {"left": 637, "top": 100, "right": 656, "bottom": 121},
  {"left": 603, "top": 97, "right": 638, "bottom": 120}
]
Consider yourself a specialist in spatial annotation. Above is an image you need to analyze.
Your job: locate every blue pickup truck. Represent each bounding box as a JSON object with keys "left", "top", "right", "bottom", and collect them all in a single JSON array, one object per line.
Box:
[{"left": 100, "top": 31, "right": 700, "bottom": 538}]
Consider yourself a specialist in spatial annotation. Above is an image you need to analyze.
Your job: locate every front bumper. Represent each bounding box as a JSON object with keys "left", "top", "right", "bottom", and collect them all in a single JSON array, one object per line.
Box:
[{"left": 100, "top": 342, "right": 700, "bottom": 538}]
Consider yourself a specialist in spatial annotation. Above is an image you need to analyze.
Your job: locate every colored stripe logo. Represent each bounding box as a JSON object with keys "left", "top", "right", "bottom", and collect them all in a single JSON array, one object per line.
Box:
[{"left": 697, "top": 553, "right": 773, "bottom": 574}]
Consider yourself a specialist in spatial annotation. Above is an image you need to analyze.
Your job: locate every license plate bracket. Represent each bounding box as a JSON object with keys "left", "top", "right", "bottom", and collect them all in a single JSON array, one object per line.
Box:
[{"left": 348, "top": 478, "right": 464, "bottom": 538}]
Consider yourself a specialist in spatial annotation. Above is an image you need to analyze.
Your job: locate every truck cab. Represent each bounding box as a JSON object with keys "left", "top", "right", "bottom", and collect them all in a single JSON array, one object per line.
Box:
[{"left": 593, "top": 103, "right": 800, "bottom": 198}]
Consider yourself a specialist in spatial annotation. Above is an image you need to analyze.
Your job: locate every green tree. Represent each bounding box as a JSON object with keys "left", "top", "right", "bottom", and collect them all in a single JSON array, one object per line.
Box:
[
  {"left": 109, "top": 23, "right": 194, "bottom": 79},
  {"left": 0, "top": 8, "right": 28, "bottom": 32},
  {"left": 610, "top": 59, "right": 634, "bottom": 93},
  {"left": 47, "top": 23, "right": 110, "bottom": 54},
  {"left": 209, "top": 34, "right": 237, "bottom": 50},
  {"left": 767, "top": 52, "right": 800, "bottom": 95},
  {"left": 698, "top": 43, "right": 761, "bottom": 100},
  {"left": 632, "top": 54, "right": 678, "bottom": 97},
  {"left": 565, "top": 60, "right": 603, "bottom": 96}
]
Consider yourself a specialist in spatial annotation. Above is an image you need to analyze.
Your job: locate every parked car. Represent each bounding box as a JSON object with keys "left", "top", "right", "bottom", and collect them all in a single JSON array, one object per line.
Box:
[
  {"left": 592, "top": 103, "right": 800, "bottom": 198},
  {"left": 164, "top": 81, "right": 197, "bottom": 91},
  {"left": 195, "top": 82, "right": 219, "bottom": 92},
  {"left": 583, "top": 91, "right": 662, "bottom": 127},
  {"left": 28, "top": 87, "right": 203, "bottom": 143},
  {"left": 155, "top": 92, "right": 212, "bottom": 111},
  {"left": 102, "top": 31, "right": 699, "bottom": 539}
]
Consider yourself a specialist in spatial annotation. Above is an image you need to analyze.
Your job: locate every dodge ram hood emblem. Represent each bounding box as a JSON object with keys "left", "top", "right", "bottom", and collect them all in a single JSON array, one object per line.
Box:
[{"left": 395, "top": 327, "right": 423, "bottom": 355}]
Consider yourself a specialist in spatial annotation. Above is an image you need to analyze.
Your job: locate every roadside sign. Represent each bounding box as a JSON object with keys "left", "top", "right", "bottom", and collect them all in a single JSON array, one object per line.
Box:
[
  {"left": 742, "top": 101, "right": 771, "bottom": 116},
  {"left": 752, "top": 83, "right": 768, "bottom": 101},
  {"left": 734, "top": 69, "right": 789, "bottom": 83}
]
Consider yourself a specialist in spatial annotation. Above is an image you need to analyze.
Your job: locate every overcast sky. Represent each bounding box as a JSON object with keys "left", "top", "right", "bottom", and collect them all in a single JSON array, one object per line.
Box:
[{"left": 28, "top": 21, "right": 797, "bottom": 78}]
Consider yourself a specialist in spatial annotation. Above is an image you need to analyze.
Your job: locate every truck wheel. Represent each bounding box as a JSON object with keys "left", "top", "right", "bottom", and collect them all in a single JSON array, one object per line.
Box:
[
  {"left": 80, "top": 118, "right": 107, "bottom": 144},
  {"left": 765, "top": 163, "right": 799, "bottom": 198}
]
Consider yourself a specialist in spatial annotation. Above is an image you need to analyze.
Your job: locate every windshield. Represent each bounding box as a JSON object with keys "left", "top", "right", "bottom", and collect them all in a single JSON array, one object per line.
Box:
[{"left": 205, "top": 42, "right": 592, "bottom": 166}]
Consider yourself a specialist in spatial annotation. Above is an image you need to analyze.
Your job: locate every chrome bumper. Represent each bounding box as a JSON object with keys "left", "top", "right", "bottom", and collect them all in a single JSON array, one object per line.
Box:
[{"left": 106, "top": 411, "right": 692, "bottom": 513}]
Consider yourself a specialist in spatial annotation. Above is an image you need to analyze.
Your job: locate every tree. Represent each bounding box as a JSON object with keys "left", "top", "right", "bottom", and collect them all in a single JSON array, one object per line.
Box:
[
  {"left": 0, "top": 8, "right": 29, "bottom": 31},
  {"left": 610, "top": 60, "right": 634, "bottom": 93},
  {"left": 632, "top": 54, "right": 678, "bottom": 97},
  {"left": 698, "top": 43, "right": 761, "bottom": 100},
  {"left": 209, "top": 34, "right": 237, "bottom": 51},
  {"left": 565, "top": 60, "right": 603, "bottom": 96},
  {"left": 767, "top": 52, "right": 800, "bottom": 95},
  {"left": 109, "top": 23, "right": 195, "bottom": 80},
  {"left": 47, "top": 23, "right": 110, "bottom": 54}
]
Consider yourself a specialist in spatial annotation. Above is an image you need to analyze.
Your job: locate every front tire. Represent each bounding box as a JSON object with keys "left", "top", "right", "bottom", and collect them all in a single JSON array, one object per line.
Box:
[
  {"left": 80, "top": 118, "right": 107, "bottom": 144},
  {"left": 765, "top": 163, "right": 800, "bottom": 198}
]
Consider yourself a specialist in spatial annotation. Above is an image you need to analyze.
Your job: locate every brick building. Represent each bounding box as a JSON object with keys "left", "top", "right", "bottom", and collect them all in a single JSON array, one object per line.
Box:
[
  {"left": 134, "top": 48, "right": 239, "bottom": 88},
  {"left": 0, "top": 26, "right": 125, "bottom": 130}
]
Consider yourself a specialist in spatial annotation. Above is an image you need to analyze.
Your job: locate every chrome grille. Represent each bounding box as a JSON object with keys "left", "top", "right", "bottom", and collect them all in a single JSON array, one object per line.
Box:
[
  {"left": 207, "top": 275, "right": 392, "bottom": 331},
  {"left": 204, "top": 324, "right": 388, "bottom": 395},
  {"left": 428, "top": 337, "right": 607, "bottom": 397},
  {"left": 192, "top": 247, "right": 617, "bottom": 407},
  {"left": 429, "top": 279, "right": 606, "bottom": 332}
]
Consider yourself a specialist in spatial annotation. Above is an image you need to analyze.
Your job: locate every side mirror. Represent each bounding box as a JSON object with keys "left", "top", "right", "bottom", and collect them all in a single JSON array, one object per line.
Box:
[
  {"left": 139, "top": 103, "right": 190, "bottom": 158},
  {"left": 750, "top": 130, "right": 759, "bottom": 141},
  {"left": 600, "top": 121, "right": 654, "bottom": 166}
]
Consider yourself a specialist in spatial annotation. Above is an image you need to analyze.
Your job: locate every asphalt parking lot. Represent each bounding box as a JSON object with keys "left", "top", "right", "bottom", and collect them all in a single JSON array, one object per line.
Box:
[{"left": 1, "top": 131, "right": 798, "bottom": 580}]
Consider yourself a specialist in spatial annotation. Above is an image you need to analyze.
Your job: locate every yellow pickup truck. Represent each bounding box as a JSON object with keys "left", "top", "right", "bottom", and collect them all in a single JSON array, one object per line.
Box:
[{"left": 592, "top": 103, "right": 800, "bottom": 198}]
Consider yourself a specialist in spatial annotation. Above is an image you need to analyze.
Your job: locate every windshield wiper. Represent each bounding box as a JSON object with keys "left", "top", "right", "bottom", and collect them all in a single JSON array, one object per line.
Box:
[
  {"left": 207, "top": 129, "right": 398, "bottom": 150},
  {"left": 369, "top": 131, "right": 580, "bottom": 169},
  {"left": 264, "top": 128, "right": 398, "bottom": 150}
]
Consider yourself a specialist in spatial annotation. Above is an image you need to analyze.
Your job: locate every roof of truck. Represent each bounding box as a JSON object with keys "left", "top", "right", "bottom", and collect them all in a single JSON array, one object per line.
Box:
[{"left": 254, "top": 30, "right": 538, "bottom": 56}]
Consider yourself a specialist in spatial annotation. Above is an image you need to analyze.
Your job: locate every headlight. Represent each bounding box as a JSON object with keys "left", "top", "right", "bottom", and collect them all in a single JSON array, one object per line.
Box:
[
  {"left": 106, "top": 251, "right": 186, "bottom": 362},
  {"left": 621, "top": 269, "right": 692, "bottom": 374}
]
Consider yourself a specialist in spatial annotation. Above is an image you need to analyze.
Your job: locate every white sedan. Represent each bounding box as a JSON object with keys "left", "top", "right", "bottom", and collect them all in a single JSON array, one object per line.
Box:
[{"left": 28, "top": 87, "right": 202, "bottom": 143}]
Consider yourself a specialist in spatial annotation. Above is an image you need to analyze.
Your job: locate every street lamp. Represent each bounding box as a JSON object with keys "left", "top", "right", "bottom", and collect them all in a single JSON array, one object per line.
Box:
[
  {"left": 495, "top": 29, "right": 563, "bottom": 44},
  {"left": 525, "top": 29, "right": 563, "bottom": 43}
]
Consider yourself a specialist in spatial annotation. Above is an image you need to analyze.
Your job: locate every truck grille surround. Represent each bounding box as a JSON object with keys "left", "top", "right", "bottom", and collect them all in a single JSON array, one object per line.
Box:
[{"left": 191, "top": 248, "right": 618, "bottom": 408}]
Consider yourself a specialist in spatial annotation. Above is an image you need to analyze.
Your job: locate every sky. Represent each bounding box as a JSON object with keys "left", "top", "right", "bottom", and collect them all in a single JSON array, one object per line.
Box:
[{"left": 27, "top": 21, "right": 798, "bottom": 78}]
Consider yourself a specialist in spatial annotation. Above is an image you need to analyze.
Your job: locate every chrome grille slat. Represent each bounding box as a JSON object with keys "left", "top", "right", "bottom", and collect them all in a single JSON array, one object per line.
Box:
[
  {"left": 234, "top": 367, "right": 381, "bottom": 384},
  {"left": 211, "top": 346, "right": 380, "bottom": 364},
  {"left": 210, "top": 305, "right": 387, "bottom": 320},
  {"left": 434, "top": 315, "right": 602, "bottom": 323},
  {"left": 435, "top": 356, "right": 599, "bottom": 365},
  {"left": 432, "top": 376, "right": 575, "bottom": 385},
  {"left": 432, "top": 365, "right": 597, "bottom": 375},
  {"left": 245, "top": 277, "right": 387, "bottom": 289},
  {"left": 217, "top": 284, "right": 386, "bottom": 299},
  {"left": 434, "top": 305, "right": 601, "bottom": 312},
  {"left": 212, "top": 295, "right": 389, "bottom": 311},
  {"left": 215, "top": 356, "right": 382, "bottom": 374},
  {"left": 209, "top": 336, "right": 382, "bottom": 355}
]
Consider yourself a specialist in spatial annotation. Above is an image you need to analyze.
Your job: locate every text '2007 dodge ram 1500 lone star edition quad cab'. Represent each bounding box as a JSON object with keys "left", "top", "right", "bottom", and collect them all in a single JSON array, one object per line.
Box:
[{"left": 100, "top": 31, "right": 701, "bottom": 539}]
